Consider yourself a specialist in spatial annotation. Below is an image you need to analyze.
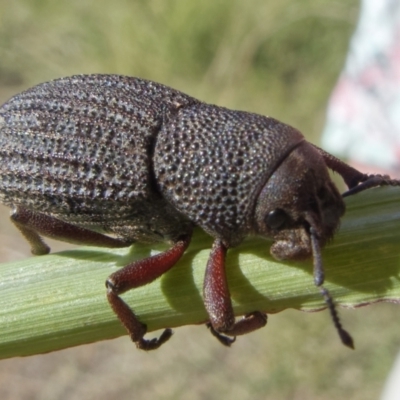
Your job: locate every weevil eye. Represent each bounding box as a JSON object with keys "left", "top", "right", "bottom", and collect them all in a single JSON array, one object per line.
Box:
[{"left": 265, "top": 209, "right": 290, "bottom": 231}]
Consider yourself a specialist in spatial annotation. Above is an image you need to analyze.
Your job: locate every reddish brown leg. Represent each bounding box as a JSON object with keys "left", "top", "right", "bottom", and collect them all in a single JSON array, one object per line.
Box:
[
  {"left": 203, "top": 239, "right": 267, "bottom": 346},
  {"left": 10, "top": 207, "right": 133, "bottom": 255},
  {"left": 314, "top": 145, "right": 400, "bottom": 195},
  {"left": 106, "top": 235, "right": 191, "bottom": 350}
]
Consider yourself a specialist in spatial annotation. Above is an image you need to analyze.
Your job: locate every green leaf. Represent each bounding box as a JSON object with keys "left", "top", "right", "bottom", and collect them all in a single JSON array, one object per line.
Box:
[{"left": 0, "top": 187, "right": 399, "bottom": 359}]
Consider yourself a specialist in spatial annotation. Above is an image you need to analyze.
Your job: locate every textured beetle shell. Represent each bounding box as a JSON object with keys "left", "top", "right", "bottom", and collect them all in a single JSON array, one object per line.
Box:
[
  {"left": 0, "top": 74, "right": 305, "bottom": 246},
  {"left": 154, "top": 104, "right": 304, "bottom": 245},
  {"left": 0, "top": 75, "right": 196, "bottom": 242}
]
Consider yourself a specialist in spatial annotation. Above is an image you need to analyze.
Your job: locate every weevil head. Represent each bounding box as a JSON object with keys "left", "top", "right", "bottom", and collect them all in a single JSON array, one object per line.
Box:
[{"left": 254, "top": 143, "right": 345, "bottom": 261}]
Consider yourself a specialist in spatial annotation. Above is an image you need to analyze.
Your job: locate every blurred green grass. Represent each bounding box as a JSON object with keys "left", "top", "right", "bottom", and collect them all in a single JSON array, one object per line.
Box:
[
  {"left": 1, "top": 1, "right": 399, "bottom": 400},
  {"left": 0, "top": 0, "right": 358, "bottom": 142}
]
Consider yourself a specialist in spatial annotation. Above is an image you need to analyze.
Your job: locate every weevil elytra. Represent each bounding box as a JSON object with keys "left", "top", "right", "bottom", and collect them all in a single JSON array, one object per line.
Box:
[{"left": 0, "top": 74, "right": 399, "bottom": 350}]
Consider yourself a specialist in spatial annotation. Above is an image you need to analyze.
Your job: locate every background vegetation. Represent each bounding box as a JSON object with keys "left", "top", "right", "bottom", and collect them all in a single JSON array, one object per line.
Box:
[{"left": 0, "top": 0, "right": 398, "bottom": 399}]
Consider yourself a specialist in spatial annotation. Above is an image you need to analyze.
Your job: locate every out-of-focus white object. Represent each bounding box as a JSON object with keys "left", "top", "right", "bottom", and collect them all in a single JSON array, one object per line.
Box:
[
  {"left": 381, "top": 351, "right": 400, "bottom": 400},
  {"left": 323, "top": 1, "right": 400, "bottom": 398},
  {"left": 322, "top": 0, "right": 400, "bottom": 175}
]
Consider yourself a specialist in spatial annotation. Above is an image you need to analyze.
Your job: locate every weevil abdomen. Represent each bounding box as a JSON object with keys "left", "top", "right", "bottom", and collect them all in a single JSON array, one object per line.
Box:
[{"left": 0, "top": 75, "right": 196, "bottom": 242}]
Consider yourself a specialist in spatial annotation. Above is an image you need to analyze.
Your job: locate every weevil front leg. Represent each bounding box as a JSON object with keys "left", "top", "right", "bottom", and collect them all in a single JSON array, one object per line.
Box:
[
  {"left": 106, "top": 235, "right": 191, "bottom": 350},
  {"left": 314, "top": 145, "right": 400, "bottom": 195},
  {"left": 10, "top": 207, "right": 133, "bottom": 255},
  {"left": 203, "top": 239, "right": 267, "bottom": 346}
]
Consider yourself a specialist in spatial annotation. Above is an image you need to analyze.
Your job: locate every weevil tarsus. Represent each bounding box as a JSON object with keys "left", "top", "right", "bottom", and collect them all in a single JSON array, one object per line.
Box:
[{"left": 342, "top": 174, "right": 400, "bottom": 197}]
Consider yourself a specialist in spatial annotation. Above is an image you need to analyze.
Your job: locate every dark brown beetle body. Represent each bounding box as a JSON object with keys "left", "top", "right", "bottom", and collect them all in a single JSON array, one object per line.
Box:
[{"left": 0, "top": 74, "right": 398, "bottom": 350}]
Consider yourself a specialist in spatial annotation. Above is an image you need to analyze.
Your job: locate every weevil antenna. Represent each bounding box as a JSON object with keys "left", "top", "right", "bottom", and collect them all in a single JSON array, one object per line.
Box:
[
  {"left": 308, "top": 223, "right": 354, "bottom": 349},
  {"left": 309, "top": 225, "right": 324, "bottom": 287},
  {"left": 319, "top": 286, "right": 354, "bottom": 349}
]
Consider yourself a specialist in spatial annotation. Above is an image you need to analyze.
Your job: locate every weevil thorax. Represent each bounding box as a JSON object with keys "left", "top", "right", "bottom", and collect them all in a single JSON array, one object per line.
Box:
[
  {"left": 154, "top": 103, "right": 313, "bottom": 247},
  {"left": 254, "top": 142, "right": 345, "bottom": 260}
]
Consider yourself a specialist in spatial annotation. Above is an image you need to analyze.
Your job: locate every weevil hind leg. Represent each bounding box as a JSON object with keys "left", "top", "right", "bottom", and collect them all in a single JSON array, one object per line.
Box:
[
  {"left": 106, "top": 235, "right": 191, "bottom": 350},
  {"left": 11, "top": 208, "right": 50, "bottom": 255},
  {"left": 10, "top": 206, "right": 134, "bottom": 255},
  {"left": 203, "top": 239, "right": 267, "bottom": 346}
]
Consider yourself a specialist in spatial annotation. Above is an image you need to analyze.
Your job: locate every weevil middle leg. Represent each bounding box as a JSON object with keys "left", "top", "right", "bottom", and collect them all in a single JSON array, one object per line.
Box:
[{"left": 105, "top": 234, "right": 191, "bottom": 350}]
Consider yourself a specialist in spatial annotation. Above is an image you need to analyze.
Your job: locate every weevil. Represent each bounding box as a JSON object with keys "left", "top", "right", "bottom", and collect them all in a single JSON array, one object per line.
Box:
[{"left": 0, "top": 75, "right": 399, "bottom": 350}]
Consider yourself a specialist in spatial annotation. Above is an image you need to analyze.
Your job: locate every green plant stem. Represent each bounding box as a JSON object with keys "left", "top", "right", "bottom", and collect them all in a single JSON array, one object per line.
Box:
[{"left": 0, "top": 187, "right": 400, "bottom": 359}]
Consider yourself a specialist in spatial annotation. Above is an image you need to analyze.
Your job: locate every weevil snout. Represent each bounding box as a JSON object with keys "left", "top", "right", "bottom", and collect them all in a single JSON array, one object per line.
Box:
[
  {"left": 254, "top": 143, "right": 345, "bottom": 261},
  {"left": 253, "top": 142, "right": 354, "bottom": 348}
]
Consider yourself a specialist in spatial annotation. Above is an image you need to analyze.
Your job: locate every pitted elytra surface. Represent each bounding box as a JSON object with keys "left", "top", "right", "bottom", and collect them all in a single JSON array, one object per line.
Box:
[{"left": 0, "top": 75, "right": 196, "bottom": 241}]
